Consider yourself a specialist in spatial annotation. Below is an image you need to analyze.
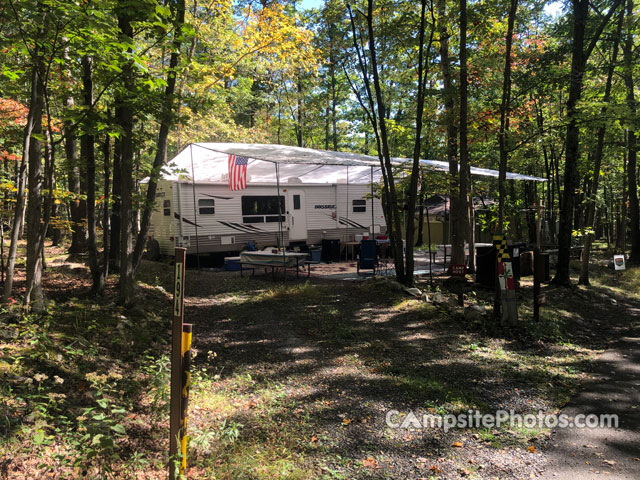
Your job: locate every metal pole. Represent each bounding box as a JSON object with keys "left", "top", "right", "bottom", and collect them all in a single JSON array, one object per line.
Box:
[
  {"left": 275, "top": 162, "right": 282, "bottom": 249},
  {"left": 189, "top": 145, "right": 200, "bottom": 270},
  {"left": 370, "top": 166, "right": 374, "bottom": 235},
  {"left": 346, "top": 166, "right": 349, "bottom": 238},
  {"left": 275, "top": 163, "right": 286, "bottom": 273},
  {"left": 169, "top": 248, "right": 186, "bottom": 480}
]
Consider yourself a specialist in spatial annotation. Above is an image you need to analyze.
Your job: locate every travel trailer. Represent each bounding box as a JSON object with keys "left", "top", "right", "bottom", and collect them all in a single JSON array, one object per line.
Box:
[
  {"left": 147, "top": 142, "right": 546, "bottom": 257},
  {"left": 148, "top": 144, "right": 387, "bottom": 256}
]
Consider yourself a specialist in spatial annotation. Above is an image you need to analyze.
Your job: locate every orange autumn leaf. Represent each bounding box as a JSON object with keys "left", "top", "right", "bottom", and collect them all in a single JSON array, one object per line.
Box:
[
  {"left": 452, "top": 441, "right": 464, "bottom": 448},
  {"left": 362, "top": 457, "right": 378, "bottom": 469},
  {"left": 528, "top": 445, "right": 537, "bottom": 453}
]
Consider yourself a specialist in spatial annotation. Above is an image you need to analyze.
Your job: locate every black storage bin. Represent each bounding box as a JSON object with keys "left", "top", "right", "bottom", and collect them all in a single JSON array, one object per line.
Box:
[
  {"left": 321, "top": 239, "right": 341, "bottom": 263},
  {"left": 536, "top": 253, "right": 551, "bottom": 282},
  {"left": 475, "top": 245, "right": 496, "bottom": 287}
]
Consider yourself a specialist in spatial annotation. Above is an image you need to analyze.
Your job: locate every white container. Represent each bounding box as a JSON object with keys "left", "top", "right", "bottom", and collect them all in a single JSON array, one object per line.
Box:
[{"left": 614, "top": 255, "right": 626, "bottom": 271}]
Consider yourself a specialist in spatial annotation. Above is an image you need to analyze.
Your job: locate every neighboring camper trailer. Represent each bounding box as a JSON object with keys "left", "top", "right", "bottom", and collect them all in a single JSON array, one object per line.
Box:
[{"left": 149, "top": 178, "right": 386, "bottom": 256}]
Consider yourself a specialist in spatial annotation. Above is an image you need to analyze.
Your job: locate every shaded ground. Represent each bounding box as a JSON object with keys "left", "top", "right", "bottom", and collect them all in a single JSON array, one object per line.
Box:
[
  {"left": 173, "top": 260, "right": 640, "bottom": 479},
  {"left": 540, "top": 303, "right": 640, "bottom": 479},
  {"left": 1, "top": 247, "right": 639, "bottom": 479}
]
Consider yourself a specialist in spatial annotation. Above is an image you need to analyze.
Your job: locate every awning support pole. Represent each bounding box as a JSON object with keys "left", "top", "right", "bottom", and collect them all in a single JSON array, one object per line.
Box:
[
  {"left": 189, "top": 144, "right": 201, "bottom": 270},
  {"left": 370, "top": 166, "right": 374, "bottom": 235},
  {"left": 346, "top": 166, "right": 349, "bottom": 239},
  {"left": 275, "top": 163, "right": 286, "bottom": 266}
]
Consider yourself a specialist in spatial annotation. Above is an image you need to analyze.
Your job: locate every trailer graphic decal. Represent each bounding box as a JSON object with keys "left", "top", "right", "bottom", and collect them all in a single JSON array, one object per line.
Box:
[
  {"left": 174, "top": 213, "right": 202, "bottom": 227},
  {"left": 218, "top": 221, "right": 264, "bottom": 233},
  {"left": 322, "top": 212, "right": 366, "bottom": 229},
  {"left": 202, "top": 193, "right": 233, "bottom": 200},
  {"left": 340, "top": 218, "right": 367, "bottom": 229}
]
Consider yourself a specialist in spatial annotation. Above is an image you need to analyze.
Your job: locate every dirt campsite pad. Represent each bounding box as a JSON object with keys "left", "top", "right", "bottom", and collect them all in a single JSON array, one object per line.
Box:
[
  {"left": 172, "top": 260, "right": 640, "bottom": 479},
  {"left": 2, "top": 256, "right": 639, "bottom": 479}
]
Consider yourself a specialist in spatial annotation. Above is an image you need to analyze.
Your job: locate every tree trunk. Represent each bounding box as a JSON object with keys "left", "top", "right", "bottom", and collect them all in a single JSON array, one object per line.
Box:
[
  {"left": 437, "top": 0, "right": 463, "bottom": 265},
  {"left": 617, "top": 152, "right": 628, "bottom": 252},
  {"left": 406, "top": 0, "right": 431, "bottom": 282},
  {"left": 498, "top": 0, "right": 518, "bottom": 232},
  {"left": 3, "top": 66, "right": 36, "bottom": 303},
  {"left": 417, "top": 173, "right": 426, "bottom": 246},
  {"left": 623, "top": 0, "right": 640, "bottom": 262},
  {"left": 579, "top": 11, "right": 622, "bottom": 284},
  {"left": 296, "top": 74, "right": 303, "bottom": 147},
  {"left": 62, "top": 44, "right": 87, "bottom": 255},
  {"left": 555, "top": 0, "right": 621, "bottom": 284},
  {"left": 459, "top": 0, "right": 471, "bottom": 269},
  {"left": 102, "top": 134, "right": 111, "bottom": 282},
  {"left": 117, "top": 5, "right": 135, "bottom": 306},
  {"left": 25, "top": 58, "right": 45, "bottom": 312},
  {"left": 131, "top": 0, "right": 186, "bottom": 273},
  {"left": 364, "top": 0, "right": 407, "bottom": 283},
  {"left": 82, "top": 56, "right": 104, "bottom": 294},
  {"left": 110, "top": 138, "right": 121, "bottom": 268}
]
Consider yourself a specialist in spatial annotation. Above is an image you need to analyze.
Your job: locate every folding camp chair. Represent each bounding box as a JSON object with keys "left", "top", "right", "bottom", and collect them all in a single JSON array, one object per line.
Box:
[{"left": 357, "top": 239, "right": 378, "bottom": 275}]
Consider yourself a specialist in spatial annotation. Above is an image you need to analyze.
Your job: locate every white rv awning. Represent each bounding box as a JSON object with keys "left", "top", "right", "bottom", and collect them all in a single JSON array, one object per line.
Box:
[{"left": 162, "top": 143, "right": 547, "bottom": 184}]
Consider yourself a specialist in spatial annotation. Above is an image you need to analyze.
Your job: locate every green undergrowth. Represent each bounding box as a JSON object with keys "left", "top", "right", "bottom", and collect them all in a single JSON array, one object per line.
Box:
[{"left": 0, "top": 272, "right": 172, "bottom": 479}]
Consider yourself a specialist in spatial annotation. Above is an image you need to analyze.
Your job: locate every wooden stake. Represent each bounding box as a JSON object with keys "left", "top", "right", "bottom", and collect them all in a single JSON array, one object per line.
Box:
[{"left": 169, "top": 248, "right": 186, "bottom": 480}]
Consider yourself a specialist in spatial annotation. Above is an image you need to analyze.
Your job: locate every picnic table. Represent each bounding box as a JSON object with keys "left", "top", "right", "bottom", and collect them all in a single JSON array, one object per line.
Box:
[{"left": 239, "top": 251, "right": 311, "bottom": 279}]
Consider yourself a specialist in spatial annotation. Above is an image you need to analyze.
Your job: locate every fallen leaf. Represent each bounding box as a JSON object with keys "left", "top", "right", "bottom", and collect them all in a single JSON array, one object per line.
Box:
[
  {"left": 310, "top": 435, "right": 318, "bottom": 443},
  {"left": 603, "top": 459, "right": 617, "bottom": 466},
  {"left": 528, "top": 445, "right": 537, "bottom": 453},
  {"left": 429, "top": 465, "right": 442, "bottom": 473},
  {"left": 362, "top": 457, "right": 378, "bottom": 469},
  {"left": 452, "top": 441, "right": 464, "bottom": 448},
  {"left": 342, "top": 418, "right": 352, "bottom": 425}
]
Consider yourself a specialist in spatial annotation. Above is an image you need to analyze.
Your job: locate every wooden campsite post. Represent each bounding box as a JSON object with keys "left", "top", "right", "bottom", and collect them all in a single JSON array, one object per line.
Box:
[
  {"left": 493, "top": 234, "right": 518, "bottom": 325},
  {"left": 170, "top": 247, "right": 186, "bottom": 480}
]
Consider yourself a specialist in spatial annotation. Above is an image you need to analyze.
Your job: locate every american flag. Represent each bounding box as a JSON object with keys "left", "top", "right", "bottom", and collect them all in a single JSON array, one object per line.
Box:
[{"left": 228, "top": 154, "right": 248, "bottom": 191}]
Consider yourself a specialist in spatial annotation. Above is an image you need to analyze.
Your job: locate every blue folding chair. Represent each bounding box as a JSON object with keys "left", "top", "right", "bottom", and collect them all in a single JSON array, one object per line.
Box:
[{"left": 357, "top": 239, "right": 378, "bottom": 275}]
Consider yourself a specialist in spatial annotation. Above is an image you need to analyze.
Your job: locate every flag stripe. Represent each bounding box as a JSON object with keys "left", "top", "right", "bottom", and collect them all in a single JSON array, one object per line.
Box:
[{"left": 228, "top": 154, "right": 248, "bottom": 191}]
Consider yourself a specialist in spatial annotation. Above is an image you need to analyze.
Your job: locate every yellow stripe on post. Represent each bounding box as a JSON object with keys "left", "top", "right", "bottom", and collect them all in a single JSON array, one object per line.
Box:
[
  {"left": 180, "top": 323, "right": 193, "bottom": 478},
  {"left": 180, "top": 434, "right": 188, "bottom": 472},
  {"left": 182, "top": 330, "right": 192, "bottom": 356}
]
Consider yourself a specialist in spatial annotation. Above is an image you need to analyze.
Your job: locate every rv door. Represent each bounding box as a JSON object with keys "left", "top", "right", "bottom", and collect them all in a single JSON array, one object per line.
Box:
[{"left": 287, "top": 189, "right": 307, "bottom": 241}]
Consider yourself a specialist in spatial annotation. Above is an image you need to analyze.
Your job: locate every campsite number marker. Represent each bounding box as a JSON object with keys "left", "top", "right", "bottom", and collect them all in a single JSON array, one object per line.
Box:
[
  {"left": 174, "top": 262, "right": 183, "bottom": 316},
  {"left": 170, "top": 248, "right": 188, "bottom": 480}
]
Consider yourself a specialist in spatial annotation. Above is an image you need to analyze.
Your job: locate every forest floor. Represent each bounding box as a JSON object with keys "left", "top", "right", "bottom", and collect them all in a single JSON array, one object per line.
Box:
[{"left": 1, "top": 244, "right": 639, "bottom": 479}]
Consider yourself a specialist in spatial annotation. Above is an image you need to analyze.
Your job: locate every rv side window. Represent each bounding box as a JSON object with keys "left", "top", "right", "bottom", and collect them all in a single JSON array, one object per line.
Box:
[
  {"left": 353, "top": 199, "right": 367, "bottom": 213},
  {"left": 198, "top": 198, "right": 215, "bottom": 215},
  {"left": 241, "top": 195, "right": 285, "bottom": 223},
  {"left": 163, "top": 200, "right": 171, "bottom": 216}
]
